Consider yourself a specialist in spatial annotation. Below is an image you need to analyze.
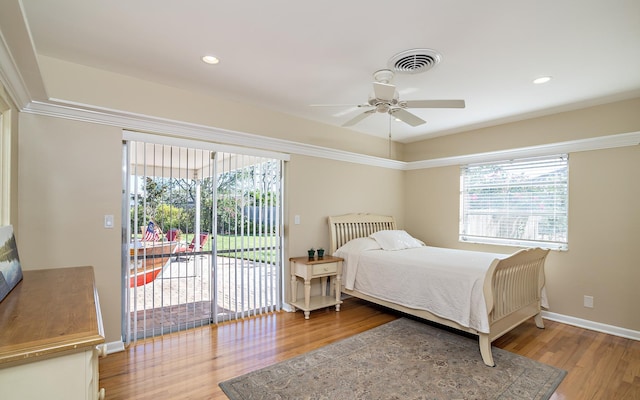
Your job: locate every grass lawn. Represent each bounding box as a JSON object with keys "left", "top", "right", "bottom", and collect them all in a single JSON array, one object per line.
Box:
[
  {"left": 183, "top": 233, "right": 278, "bottom": 263},
  {"left": 132, "top": 233, "right": 279, "bottom": 263}
]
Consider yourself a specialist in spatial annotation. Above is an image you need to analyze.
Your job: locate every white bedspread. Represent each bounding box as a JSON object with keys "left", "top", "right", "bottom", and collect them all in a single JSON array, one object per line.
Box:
[{"left": 336, "top": 243, "right": 510, "bottom": 333}]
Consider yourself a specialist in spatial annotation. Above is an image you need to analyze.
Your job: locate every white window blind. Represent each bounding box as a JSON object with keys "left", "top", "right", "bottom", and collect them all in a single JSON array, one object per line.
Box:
[{"left": 460, "top": 154, "right": 568, "bottom": 250}]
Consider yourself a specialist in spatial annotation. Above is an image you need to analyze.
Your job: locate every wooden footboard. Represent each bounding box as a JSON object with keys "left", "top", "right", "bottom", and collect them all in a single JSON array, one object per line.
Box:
[
  {"left": 479, "top": 247, "right": 549, "bottom": 366},
  {"left": 328, "top": 213, "right": 550, "bottom": 367}
]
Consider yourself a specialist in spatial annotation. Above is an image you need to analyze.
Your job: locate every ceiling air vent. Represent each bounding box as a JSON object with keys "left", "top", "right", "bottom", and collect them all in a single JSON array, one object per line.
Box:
[{"left": 388, "top": 48, "right": 442, "bottom": 74}]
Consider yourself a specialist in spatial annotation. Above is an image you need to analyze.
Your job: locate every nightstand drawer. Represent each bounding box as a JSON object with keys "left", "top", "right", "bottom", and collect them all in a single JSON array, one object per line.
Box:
[{"left": 312, "top": 262, "right": 337, "bottom": 275}]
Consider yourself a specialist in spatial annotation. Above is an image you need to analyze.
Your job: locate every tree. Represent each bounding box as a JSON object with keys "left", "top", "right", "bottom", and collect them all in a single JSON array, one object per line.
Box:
[
  {"left": 131, "top": 159, "right": 280, "bottom": 237},
  {"left": 154, "top": 204, "right": 184, "bottom": 232}
]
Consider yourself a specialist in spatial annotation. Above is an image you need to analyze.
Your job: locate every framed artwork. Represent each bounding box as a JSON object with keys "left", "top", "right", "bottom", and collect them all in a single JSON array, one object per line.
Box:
[{"left": 0, "top": 225, "right": 22, "bottom": 303}]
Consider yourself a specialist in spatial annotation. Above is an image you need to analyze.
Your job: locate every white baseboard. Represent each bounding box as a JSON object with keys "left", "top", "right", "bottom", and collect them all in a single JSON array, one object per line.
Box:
[
  {"left": 104, "top": 340, "right": 126, "bottom": 355},
  {"left": 281, "top": 304, "right": 295, "bottom": 313},
  {"left": 541, "top": 311, "right": 640, "bottom": 341}
]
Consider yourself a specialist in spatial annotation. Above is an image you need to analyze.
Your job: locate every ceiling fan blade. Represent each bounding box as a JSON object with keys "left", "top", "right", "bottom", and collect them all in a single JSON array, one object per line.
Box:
[
  {"left": 309, "top": 103, "right": 373, "bottom": 117},
  {"left": 403, "top": 99, "right": 466, "bottom": 108},
  {"left": 331, "top": 106, "right": 361, "bottom": 117},
  {"left": 373, "top": 82, "right": 396, "bottom": 101},
  {"left": 309, "top": 103, "right": 368, "bottom": 107},
  {"left": 342, "top": 109, "right": 376, "bottom": 127},
  {"left": 389, "top": 108, "right": 426, "bottom": 127}
]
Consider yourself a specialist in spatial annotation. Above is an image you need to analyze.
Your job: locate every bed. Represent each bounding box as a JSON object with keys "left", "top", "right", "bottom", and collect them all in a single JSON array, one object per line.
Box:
[{"left": 328, "top": 213, "right": 549, "bottom": 367}]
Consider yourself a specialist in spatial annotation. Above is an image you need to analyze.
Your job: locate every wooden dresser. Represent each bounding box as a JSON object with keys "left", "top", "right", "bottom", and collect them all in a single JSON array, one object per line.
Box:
[{"left": 0, "top": 266, "right": 106, "bottom": 400}]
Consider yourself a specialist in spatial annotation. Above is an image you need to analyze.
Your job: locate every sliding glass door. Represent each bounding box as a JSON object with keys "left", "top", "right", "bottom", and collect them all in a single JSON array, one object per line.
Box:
[{"left": 122, "top": 139, "right": 283, "bottom": 342}]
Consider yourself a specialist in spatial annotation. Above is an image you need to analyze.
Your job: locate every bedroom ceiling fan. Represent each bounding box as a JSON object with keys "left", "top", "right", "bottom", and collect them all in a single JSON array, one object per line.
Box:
[{"left": 314, "top": 69, "right": 466, "bottom": 127}]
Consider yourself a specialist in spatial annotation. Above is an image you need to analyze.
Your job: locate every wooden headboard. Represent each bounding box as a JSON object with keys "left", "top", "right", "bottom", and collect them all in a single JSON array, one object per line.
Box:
[{"left": 328, "top": 213, "right": 397, "bottom": 253}]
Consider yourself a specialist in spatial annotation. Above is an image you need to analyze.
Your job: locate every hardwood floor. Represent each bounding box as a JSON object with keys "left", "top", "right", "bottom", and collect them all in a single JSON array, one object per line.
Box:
[{"left": 100, "top": 298, "right": 640, "bottom": 399}]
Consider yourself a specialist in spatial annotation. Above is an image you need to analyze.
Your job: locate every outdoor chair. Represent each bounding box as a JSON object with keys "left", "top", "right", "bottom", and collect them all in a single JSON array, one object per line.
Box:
[
  {"left": 165, "top": 228, "right": 181, "bottom": 241},
  {"left": 176, "top": 232, "right": 209, "bottom": 261}
]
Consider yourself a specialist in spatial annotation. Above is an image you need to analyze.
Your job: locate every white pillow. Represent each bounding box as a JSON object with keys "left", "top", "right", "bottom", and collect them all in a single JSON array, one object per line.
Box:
[
  {"left": 333, "top": 237, "right": 381, "bottom": 257},
  {"left": 369, "top": 230, "right": 424, "bottom": 251}
]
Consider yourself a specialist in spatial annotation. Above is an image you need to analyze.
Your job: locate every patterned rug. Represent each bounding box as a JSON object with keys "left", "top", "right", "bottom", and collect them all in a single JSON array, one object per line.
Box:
[{"left": 219, "top": 318, "right": 566, "bottom": 400}]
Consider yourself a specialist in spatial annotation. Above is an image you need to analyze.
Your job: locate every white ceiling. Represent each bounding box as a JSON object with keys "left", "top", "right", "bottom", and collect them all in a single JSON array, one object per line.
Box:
[{"left": 15, "top": 0, "right": 640, "bottom": 143}]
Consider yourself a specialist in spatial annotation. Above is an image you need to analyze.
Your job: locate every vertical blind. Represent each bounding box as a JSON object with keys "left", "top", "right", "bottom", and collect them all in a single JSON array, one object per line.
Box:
[
  {"left": 460, "top": 154, "right": 569, "bottom": 250},
  {"left": 212, "top": 152, "right": 283, "bottom": 323},
  {"left": 123, "top": 140, "right": 283, "bottom": 343}
]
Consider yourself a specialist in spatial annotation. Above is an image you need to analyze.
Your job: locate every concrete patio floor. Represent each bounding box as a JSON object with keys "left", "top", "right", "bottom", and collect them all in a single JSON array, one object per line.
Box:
[{"left": 129, "top": 254, "right": 279, "bottom": 338}]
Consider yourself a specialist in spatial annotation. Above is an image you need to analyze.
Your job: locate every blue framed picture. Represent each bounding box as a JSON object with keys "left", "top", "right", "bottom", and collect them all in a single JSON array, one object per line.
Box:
[{"left": 0, "top": 225, "right": 23, "bottom": 303}]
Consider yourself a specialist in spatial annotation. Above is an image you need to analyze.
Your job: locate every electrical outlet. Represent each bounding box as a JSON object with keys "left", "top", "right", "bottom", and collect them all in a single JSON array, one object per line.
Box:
[{"left": 583, "top": 295, "right": 594, "bottom": 308}]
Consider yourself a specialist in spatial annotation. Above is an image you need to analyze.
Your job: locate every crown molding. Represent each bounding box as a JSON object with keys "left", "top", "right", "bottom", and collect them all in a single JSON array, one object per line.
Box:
[
  {"left": 405, "top": 131, "right": 640, "bottom": 170},
  {"left": 8, "top": 82, "right": 640, "bottom": 171},
  {"left": 24, "top": 99, "right": 406, "bottom": 170}
]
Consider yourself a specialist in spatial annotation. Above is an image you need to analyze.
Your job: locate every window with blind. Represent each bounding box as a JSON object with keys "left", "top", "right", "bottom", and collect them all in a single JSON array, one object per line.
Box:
[
  {"left": 460, "top": 154, "right": 568, "bottom": 250},
  {"left": 0, "top": 101, "right": 11, "bottom": 225}
]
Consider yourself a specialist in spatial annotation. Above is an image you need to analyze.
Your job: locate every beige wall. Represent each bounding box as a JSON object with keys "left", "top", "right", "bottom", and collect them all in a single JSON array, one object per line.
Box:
[
  {"left": 286, "top": 154, "right": 404, "bottom": 255},
  {"left": 404, "top": 97, "right": 640, "bottom": 161},
  {"left": 15, "top": 113, "right": 404, "bottom": 343},
  {"left": 404, "top": 100, "right": 640, "bottom": 331},
  {"left": 17, "top": 114, "right": 123, "bottom": 341},
  {"left": 564, "top": 147, "right": 639, "bottom": 328}
]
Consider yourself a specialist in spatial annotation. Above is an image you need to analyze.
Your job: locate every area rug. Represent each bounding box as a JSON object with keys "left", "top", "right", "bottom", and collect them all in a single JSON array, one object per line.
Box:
[{"left": 219, "top": 318, "right": 566, "bottom": 400}]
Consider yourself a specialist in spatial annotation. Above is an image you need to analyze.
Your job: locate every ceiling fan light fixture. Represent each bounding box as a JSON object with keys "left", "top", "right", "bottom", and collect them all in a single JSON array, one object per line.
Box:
[
  {"left": 376, "top": 103, "right": 390, "bottom": 113},
  {"left": 373, "top": 69, "right": 395, "bottom": 84}
]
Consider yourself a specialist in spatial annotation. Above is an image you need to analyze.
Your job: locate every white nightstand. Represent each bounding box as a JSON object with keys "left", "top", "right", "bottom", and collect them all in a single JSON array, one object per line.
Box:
[{"left": 289, "top": 255, "right": 343, "bottom": 319}]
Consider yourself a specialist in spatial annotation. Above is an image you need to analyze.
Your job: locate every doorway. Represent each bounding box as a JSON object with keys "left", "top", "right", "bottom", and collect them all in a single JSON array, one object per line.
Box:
[{"left": 122, "top": 139, "right": 283, "bottom": 342}]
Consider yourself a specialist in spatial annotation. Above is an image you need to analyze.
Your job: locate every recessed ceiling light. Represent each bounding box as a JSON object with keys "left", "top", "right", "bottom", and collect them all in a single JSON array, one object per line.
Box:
[
  {"left": 533, "top": 76, "right": 552, "bottom": 84},
  {"left": 202, "top": 55, "right": 219, "bottom": 65}
]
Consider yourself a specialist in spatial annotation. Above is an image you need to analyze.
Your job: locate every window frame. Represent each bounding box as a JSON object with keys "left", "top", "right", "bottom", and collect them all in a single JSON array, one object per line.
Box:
[
  {"left": 0, "top": 97, "right": 11, "bottom": 226},
  {"left": 459, "top": 154, "right": 569, "bottom": 251}
]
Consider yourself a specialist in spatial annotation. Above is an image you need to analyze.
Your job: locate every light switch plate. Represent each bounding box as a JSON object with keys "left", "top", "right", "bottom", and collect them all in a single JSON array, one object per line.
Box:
[{"left": 104, "top": 214, "right": 114, "bottom": 229}]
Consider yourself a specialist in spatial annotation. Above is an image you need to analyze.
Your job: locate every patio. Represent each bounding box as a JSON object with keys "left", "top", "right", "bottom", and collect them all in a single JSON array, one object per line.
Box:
[{"left": 129, "top": 253, "right": 279, "bottom": 338}]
